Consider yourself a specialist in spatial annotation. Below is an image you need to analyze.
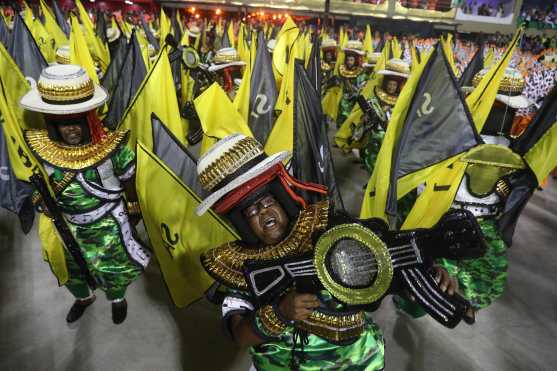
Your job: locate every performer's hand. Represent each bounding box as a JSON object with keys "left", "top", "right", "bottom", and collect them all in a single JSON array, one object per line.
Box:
[
  {"left": 433, "top": 265, "right": 458, "bottom": 296},
  {"left": 278, "top": 290, "right": 320, "bottom": 322}
]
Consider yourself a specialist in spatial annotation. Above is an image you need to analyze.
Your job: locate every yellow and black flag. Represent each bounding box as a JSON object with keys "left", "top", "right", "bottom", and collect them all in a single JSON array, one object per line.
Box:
[
  {"left": 52, "top": 0, "right": 70, "bottom": 38},
  {"left": 136, "top": 114, "right": 237, "bottom": 307},
  {"left": 361, "top": 43, "right": 481, "bottom": 222},
  {"left": 459, "top": 41, "right": 484, "bottom": 87},
  {"left": 8, "top": 14, "right": 47, "bottom": 80}
]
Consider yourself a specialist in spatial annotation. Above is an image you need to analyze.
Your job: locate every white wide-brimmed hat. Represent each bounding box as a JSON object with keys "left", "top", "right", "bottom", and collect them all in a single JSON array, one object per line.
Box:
[
  {"left": 107, "top": 27, "right": 121, "bottom": 43},
  {"left": 377, "top": 58, "right": 410, "bottom": 78},
  {"left": 363, "top": 51, "right": 382, "bottom": 68},
  {"left": 208, "top": 47, "right": 246, "bottom": 72},
  {"left": 463, "top": 67, "right": 532, "bottom": 109},
  {"left": 188, "top": 25, "right": 201, "bottom": 38},
  {"left": 321, "top": 38, "right": 338, "bottom": 50},
  {"left": 196, "top": 134, "right": 289, "bottom": 216},
  {"left": 20, "top": 64, "right": 108, "bottom": 115},
  {"left": 343, "top": 40, "right": 366, "bottom": 56}
]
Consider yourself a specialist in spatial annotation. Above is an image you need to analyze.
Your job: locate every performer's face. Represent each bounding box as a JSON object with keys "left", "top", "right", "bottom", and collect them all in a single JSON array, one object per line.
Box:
[
  {"left": 243, "top": 194, "right": 290, "bottom": 246},
  {"left": 325, "top": 51, "right": 335, "bottom": 62},
  {"left": 346, "top": 55, "right": 356, "bottom": 68},
  {"left": 57, "top": 124, "right": 84, "bottom": 145},
  {"left": 385, "top": 79, "right": 399, "bottom": 95}
]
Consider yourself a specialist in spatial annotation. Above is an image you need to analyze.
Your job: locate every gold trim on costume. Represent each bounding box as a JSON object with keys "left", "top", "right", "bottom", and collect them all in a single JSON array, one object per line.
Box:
[
  {"left": 37, "top": 79, "right": 95, "bottom": 103},
  {"left": 314, "top": 223, "right": 393, "bottom": 305},
  {"left": 339, "top": 65, "right": 363, "bottom": 79},
  {"left": 375, "top": 86, "right": 398, "bottom": 107},
  {"left": 201, "top": 201, "right": 329, "bottom": 290},
  {"left": 472, "top": 73, "right": 525, "bottom": 94},
  {"left": 258, "top": 305, "right": 288, "bottom": 336},
  {"left": 198, "top": 136, "right": 264, "bottom": 191},
  {"left": 321, "top": 61, "right": 333, "bottom": 72},
  {"left": 213, "top": 54, "right": 241, "bottom": 64},
  {"left": 299, "top": 311, "right": 366, "bottom": 343},
  {"left": 25, "top": 130, "right": 128, "bottom": 170}
]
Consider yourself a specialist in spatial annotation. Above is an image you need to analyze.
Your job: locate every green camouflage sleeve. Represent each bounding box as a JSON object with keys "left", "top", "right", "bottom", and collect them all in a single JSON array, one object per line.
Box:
[{"left": 111, "top": 145, "right": 136, "bottom": 181}]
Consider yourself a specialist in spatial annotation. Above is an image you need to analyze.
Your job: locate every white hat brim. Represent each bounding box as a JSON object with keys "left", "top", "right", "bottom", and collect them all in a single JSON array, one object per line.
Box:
[
  {"left": 343, "top": 48, "right": 366, "bottom": 56},
  {"left": 208, "top": 61, "right": 246, "bottom": 72},
  {"left": 20, "top": 85, "right": 109, "bottom": 115},
  {"left": 377, "top": 70, "right": 409, "bottom": 78},
  {"left": 495, "top": 94, "right": 532, "bottom": 109},
  {"left": 362, "top": 63, "right": 377, "bottom": 68},
  {"left": 196, "top": 150, "right": 290, "bottom": 216}
]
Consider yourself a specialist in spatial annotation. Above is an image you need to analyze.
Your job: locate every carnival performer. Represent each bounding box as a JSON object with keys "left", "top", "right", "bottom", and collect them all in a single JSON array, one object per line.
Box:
[
  {"left": 208, "top": 47, "right": 246, "bottom": 100},
  {"left": 438, "top": 67, "right": 533, "bottom": 313},
  {"left": 194, "top": 134, "right": 464, "bottom": 371},
  {"left": 360, "top": 58, "right": 409, "bottom": 175},
  {"left": 320, "top": 38, "right": 338, "bottom": 87},
  {"left": 335, "top": 40, "right": 368, "bottom": 127},
  {"left": 21, "top": 65, "right": 151, "bottom": 324}
]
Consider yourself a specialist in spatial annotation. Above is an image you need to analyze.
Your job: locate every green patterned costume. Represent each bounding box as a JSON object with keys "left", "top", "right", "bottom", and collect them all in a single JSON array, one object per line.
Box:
[
  {"left": 202, "top": 202, "right": 385, "bottom": 371},
  {"left": 28, "top": 130, "right": 151, "bottom": 301},
  {"left": 336, "top": 68, "right": 369, "bottom": 127},
  {"left": 362, "top": 129, "right": 385, "bottom": 175},
  {"left": 438, "top": 219, "right": 507, "bottom": 310}
]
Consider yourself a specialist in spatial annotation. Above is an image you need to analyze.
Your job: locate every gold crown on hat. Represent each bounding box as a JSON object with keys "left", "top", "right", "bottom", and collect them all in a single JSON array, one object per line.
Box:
[
  {"left": 472, "top": 67, "right": 525, "bottom": 95},
  {"left": 55, "top": 46, "right": 71, "bottom": 65},
  {"left": 321, "top": 38, "right": 337, "bottom": 49},
  {"left": 198, "top": 136, "right": 263, "bottom": 191},
  {"left": 37, "top": 65, "right": 95, "bottom": 103},
  {"left": 385, "top": 58, "right": 410, "bottom": 75},
  {"left": 366, "top": 52, "right": 382, "bottom": 64},
  {"left": 344, "top": 40, "right": 363, "bottom": 51},
  {"left": 213, "top": 47, "right": 241, "bottom": 64}
]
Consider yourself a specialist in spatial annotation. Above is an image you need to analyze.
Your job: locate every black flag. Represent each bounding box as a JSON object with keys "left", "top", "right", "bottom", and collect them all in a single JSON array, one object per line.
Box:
[
  {"left": 52, "top": 0, "right": 70, "bottom": 38},
  {"left": 497, "top": 84, "right": 557, "bottom": 246},
  {"left": 102, "top": 35, "right": 128, "bottom": 94},
  {"left": 221, "top": 22, "right": 231, "bottom": 49},
  {"left": 306, "top": 34, "right": 321, "bottom": 94},
  {"left": 386, "top": 43, "right": 481, "bottom": 216},
  {"left": 292, "top": 62, "right": 344, "bottom": 209},
  {"left": 0, "top": 13, "right": 10, "bottom": 48},
  {"left": 0, "top": 118, "right": 34, "bottom": 233},
  {"left": 141, "top": 17, "right": 159, "bottom": 51},
  {"left": 249, "top": 31, "right": 278, "bottom": 146},
  {"left": 8, "top": 14, "right": 48, "bottom": 81},
  {"left": 459, "top": 42, "right": 484, "bottom": 87},
  {"left": 95, "top": 10, "right": 108, "bottom": 45},
  {"left": 171, "top": 9, "right": 183, "bottom": 46},
  {"left": 151, "top": 113, "right": 206, "bottom": 198},
  {"left": 104, "top": 32, "right": 147, "bottom": 130}
]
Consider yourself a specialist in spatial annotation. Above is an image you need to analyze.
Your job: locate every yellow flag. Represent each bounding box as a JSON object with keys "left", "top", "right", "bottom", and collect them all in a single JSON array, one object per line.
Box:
[
  {"left": 237, "top": 23, "right": 250, "bottom": 65},
  {"left": 523, "top": 121, "right": 557, "bottom": 185},
  {"left": 401, "top": 30, "right": 523, "bottom": 229},
  {"left": 40, "top": 0, "right": 68, "bottom": 49},
  {"left": 39, "top": 214, "right": 68, "bottom": 285},
  {"left": 272, "top": 17, "right": 301, "bottom": 80},
  {"left": 392, "top": 37, "right": 402, "bottom": 59},
  {"left": 363, "top": 25, "right": 373, "bottom": 54},
  {"left": 360, "top": 52, "right": 430, "bottom": 220},
  {"left": 69, "top": 15, "right": 99, "bottom": 85},
  {"left": 136, "top": 141, "right": 236, "bottom": 307},
  {"left": 195, "top": 83, "right": 253, "bottom": 155},
  {"left": 0, "top": 42, "right": 44, "bottom": 181},
  {"left": 159, "top": 9, "right": 171, "bottom": 45},
  {"left": 233, "top": 46, "right": 252, "bottom": 123},
  {"left": 118, "top": 45, "right": 186, "bottom": 150},
  {"left": 227, "top": 21, "right": 236, "bottom": 48},
  {"left": 441, "top": 34, "right": 458, "bottom": 75},
  {"left": 30, "top": 17, "right": 56, "bottom": 63},
  {"left": 75, "top": 0, "right": 109, "bottom": 70},
  {"left": 484, "top": 47, "right": 494, "bottom": 68},
  {"left": 264, "top": 51, "right": 296, "bottom": 156}
]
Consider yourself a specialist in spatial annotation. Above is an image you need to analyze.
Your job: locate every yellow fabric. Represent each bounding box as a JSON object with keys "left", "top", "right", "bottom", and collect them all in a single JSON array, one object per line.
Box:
[
  {"left": 227, "top": 21, "right": 236, "bottom": 48},
  {"left": 523, "top": 121, "right": 557, "bottom": 185},
  {"left": 441, "top": 34, "right": 458, "bottom": 75},
  {"left": 392, "top": 37, "right": 402, "bottom": 59},
  {"left": 265, "top": 51, "right": 297, "bottom": 156},
  {"left": 118, "top": 45, "right": 186, "bottom": 151},
  {"left": 272, "top": 17, "right": 300, "bottom": 81},
  {"left": 363, "top": 25, "right": 373, "bottom": 54},
  {"left": 29, "top": 17, "right": 55, "bottom": 63},
  {"left": 0, "top": 42, "right": 44, "bottom": 181},
  {"left": 360, "top": 52, "right": 430, "bottom": 220},
  {"left": 69, "top": 15, "right": 99, "bottom": 84},
  {"left": 195, "top": 83, "right": 253, "bottom": 155},
  {"left": 136, "top": 141, "right": 237, "bottom": 307},
  {"left": 135, "top": 31, "right": 151, "bottom": 68},
  {"left": 75, "top": 0, "right": 109, "bottom": 71},
  {"left": 401, "top": 30, "right": 523, "bottom": 229},
  {"left": 237, "top": 23, "right": 250, "bottom": 65},
  {"left": 40, "top": 0, "right": 68, "bottom": 49},
  {"left": 484, "top": 47, "right": 495, "bottom": 68},
  {"left": 39, "top": 214, "right": 68, "bottom": 285},
  {"left": 322, "top": 86, "right": 342, "bottom": 122},
  {"left": 233, "top": 56, "right": 251, "bottom": 124},
  {"left": 159, "top": 9, "right": 171, "bottom": 45}
]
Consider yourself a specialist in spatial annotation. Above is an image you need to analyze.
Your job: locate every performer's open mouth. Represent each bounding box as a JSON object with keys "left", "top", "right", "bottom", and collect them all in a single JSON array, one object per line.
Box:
[{"left": 263, "top": 216, "right": 277, "bottom": 229}]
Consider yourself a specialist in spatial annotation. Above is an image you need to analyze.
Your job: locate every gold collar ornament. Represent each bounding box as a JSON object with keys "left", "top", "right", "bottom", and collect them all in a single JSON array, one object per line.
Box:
[
  {"left": 339, "top": 64, "right": 363, "bottom": 79},
  {"left": 201, "top": 201, "right": 329, "bottom": 290},
  {"left": 375, "top": 86, "right": 398, "bottom": 107},
  {"left": 25, "top": 129, "right": 128, "bottom": 171}
]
